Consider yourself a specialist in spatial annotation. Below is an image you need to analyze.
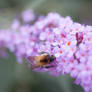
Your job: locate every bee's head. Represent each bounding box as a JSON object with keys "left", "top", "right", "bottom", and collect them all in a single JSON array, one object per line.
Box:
[
  {"left": 39, "top": 54, "right": 50, "bottom": 64},
  {"left": 50, "top": 55, "right": 56, "bottom": 62},
  {"left": 39, "top": 52, "right": 56, "bottom": 63}
]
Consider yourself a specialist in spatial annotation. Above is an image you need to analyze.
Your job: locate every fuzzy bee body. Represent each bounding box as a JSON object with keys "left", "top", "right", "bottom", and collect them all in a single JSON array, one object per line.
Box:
[{"left": 27, "top": 52, "right": 56, "bottom": 69}]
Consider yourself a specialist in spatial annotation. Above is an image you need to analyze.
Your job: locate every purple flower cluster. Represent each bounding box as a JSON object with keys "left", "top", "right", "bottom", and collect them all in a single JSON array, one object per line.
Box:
[{"left": 0, "top": 9, "right": 92, "bottom": 92}]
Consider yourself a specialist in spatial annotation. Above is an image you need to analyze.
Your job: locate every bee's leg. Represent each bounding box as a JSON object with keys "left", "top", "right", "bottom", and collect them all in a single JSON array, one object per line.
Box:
[
  {"left": 31, "top": 65, "right": 40, "bottom": 70},
  {"left": 40, "top": 66, "right": 50, "bottom": 69},
  {"left": 39, "top": 51, "right": 48, "bottom": 55},
  {"left": 45, "top": 66, "right": 51, "bottom": 68},
  {"left": 44, "top": 65, "right": 55, "bottom": 68}
]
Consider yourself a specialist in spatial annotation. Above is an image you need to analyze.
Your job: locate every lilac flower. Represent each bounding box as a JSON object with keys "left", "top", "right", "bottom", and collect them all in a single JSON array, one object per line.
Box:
[
  {"left": 1, "top": 10, "right": 92, "bottom": 92},
  {"left": 11, "top": 19, "right": 20, "bottom": 30},
  {"left": 21, "top": 9, "right": 35, "bottom": 23}
]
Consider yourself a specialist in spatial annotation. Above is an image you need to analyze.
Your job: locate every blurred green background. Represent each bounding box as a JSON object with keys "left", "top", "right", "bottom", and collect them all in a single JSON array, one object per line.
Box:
[{"left": 0, "top": 0, "right": 92, "bottom": 92}]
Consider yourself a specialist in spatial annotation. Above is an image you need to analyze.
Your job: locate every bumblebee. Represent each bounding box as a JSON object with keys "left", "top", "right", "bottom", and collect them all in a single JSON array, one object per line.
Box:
[{"left": 27, "top": 52, "right": 56, "bottom": 69}]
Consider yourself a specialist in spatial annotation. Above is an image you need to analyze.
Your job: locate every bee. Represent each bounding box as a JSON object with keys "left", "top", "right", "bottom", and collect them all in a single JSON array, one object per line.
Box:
[{"left": 27, "top": 52, "right": 56, "bottom": 69}]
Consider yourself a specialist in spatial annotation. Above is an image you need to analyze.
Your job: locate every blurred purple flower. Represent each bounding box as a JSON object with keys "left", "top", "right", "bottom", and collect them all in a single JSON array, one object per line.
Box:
[
  {"left": 11, "top": 19, "right": 20, "bottom": 30},
  {"left": 21, "top": 9, "right": 35, "bottom": 23},
  {"left": 1, "top": 10, "right": 92, "bottom": 92}
]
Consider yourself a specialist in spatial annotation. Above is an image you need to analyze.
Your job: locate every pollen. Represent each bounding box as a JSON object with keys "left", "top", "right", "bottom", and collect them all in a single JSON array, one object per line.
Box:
[
  {"left": 70, "top": 29, "right": 72, "bottom": 32},
  {"left": 71, "top": 48, "right": 74, "bottom": 51},
  {"left": 81, "top": 53, "right": 85, "bottom": 57},
  {"left": 67, "top": 41, "right": 71, "bottom": 46},
  {"left": 60, "top": 50, "right": 62, "bottom": 54},
  {"left": 88, "top": 38, "right": 91, "bottom": 41},
  {"left": 58, "top": 40, "right": 61, "bottom": 43}
]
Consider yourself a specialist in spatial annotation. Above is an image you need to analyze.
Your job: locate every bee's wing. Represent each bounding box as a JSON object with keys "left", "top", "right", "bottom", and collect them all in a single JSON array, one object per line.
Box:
[
  {"left": 27, "top": 56, "right": 35, "bottom": 61},
  {"left": 27, "top": 56, "right": 38, "bottom": 63},
  {"left": 27, "top": 56, "right": 43, "bottom": 69},
  {"left": 27, "top": 55, "right": 39, "bottom": 64},
  {"left": 30, "top": 64, "right": 41, "bottom": 70}
]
